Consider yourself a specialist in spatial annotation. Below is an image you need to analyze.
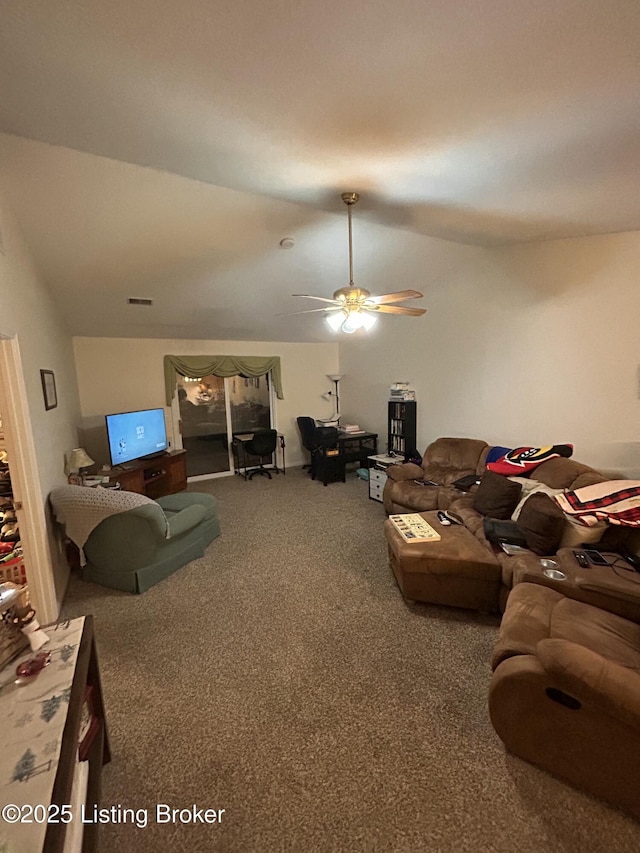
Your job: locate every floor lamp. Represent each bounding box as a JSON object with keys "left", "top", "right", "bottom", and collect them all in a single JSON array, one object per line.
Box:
[{"left": 324, "top": 374, "right": 343, "bottom": 422}]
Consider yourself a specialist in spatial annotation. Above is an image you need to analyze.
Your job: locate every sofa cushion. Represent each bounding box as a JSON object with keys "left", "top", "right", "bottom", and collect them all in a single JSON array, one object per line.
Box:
[
  {"left": 473, "top": 471, "right": 522, "bottom": 519},
  {"left": 385, "top": 480, "right": 441, "bottom": 513},
  {"left": 509, "top": 479, "right": 564, "bottom": 520},
  {"left": 386, "top": 461, "right": 423, "bottom": 483},
  {"left": 531, "top": 456, "right": 606, "bottom": 490},
  {"left": 517, "top": 493, "right": 566, "bottom": 555},
  {"left": 558, "top": 514, "right": 608, "bottom": 548},
  {"left": 421, "top": 437, "right": 489, "bottom": 486},
  {"left": 487, "top": 444, "right": 573, "bottom": 476},
  {"left": 491, "top": 580, "right": 640, "bottom": 671}
]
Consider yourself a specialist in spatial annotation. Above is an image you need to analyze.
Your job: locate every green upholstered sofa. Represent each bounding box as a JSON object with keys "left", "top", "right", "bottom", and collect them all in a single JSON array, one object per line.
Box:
[{"left": 50, "top": 486, "right": 221, "bottom": 593}]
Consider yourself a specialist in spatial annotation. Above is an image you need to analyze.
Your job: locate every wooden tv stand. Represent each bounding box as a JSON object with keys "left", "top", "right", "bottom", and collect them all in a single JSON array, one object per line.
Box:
[{"left": 104, "top": 449, "right": 187, "bottom": 499}]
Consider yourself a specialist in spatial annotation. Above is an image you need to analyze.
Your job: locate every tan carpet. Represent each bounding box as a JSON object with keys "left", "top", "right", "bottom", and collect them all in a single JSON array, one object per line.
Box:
[{"left": 61, "top": 468, "right": 640, "bottom": 852}]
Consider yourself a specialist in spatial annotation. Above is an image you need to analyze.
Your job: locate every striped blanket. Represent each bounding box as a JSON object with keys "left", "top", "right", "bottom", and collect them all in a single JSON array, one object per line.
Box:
[{"left": 555, "top": 480, "right": 640, "bottom": 527}]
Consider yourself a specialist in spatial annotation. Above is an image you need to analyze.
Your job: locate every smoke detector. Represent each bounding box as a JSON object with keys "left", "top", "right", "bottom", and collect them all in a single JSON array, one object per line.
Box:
[{"left": 279, "top": 237, "right": 295, "bottom": 249}]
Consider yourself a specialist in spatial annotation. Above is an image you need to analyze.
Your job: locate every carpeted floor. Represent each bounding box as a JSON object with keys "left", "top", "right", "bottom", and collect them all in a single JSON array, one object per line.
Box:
[{"left": 61, "top": 468, "right": 640, "bottom": 852}]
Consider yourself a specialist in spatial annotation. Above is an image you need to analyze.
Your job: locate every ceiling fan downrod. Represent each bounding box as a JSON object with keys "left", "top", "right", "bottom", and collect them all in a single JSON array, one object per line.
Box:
[{"left": 342, "top": 191, "right": 359, "bottom": 288}]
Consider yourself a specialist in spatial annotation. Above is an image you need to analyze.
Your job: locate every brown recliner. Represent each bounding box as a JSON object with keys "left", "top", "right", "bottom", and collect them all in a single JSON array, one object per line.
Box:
[
  {"left": 489, "top": 582, "right": 640, "bottom": 818},
  {"left": 383, "top": 437, "right": 488, "bottom": 514}
]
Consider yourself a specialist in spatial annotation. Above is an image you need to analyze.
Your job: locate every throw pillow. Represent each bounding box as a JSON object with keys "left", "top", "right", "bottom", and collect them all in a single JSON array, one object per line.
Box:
[
  {"left": 486, "top": 444, "right": 573, "bottom": 476},
  {"left": 517, "top": 493, "right": 566, "bottom": 555},
  {"left": 473, "top": 471, "right": 522, "bottom": 519}
]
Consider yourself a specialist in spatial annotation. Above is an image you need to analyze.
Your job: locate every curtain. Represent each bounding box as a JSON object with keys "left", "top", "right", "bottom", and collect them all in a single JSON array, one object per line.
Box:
[{"left": 163, "top": 355, "right": 283, "bottom": 405}]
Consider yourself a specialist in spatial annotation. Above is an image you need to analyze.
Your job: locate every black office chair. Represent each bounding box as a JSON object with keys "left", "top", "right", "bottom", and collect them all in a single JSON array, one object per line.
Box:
[
  {"left": 244, "top": 429, "right": 278, "bottom": 480},
  {"left": 296, "top": 416, "right": 317, "bottom": 474}
]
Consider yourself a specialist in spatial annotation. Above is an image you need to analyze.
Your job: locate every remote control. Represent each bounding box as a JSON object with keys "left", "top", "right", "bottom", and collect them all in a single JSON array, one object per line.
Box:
[
  {"left": 573, "top": 550, "right": 590, "bottom": 568},
  {"left": 437, "top": 511, "right": 452, "bottom": 526}
]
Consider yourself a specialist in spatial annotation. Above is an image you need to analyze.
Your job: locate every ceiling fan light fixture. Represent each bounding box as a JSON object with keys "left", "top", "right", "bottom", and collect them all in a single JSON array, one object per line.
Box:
[
  {"left": 325, "top": 311, "right": 345, "bottom": 332},
  {"left": 286, "top": 191, "right": 426, "bottom": 330},
  {"left": 342, "top": 310, "right": 367, "bottom": 334},
  {"left": 360, "top": 312, "right": 377, "bottom": 331}
]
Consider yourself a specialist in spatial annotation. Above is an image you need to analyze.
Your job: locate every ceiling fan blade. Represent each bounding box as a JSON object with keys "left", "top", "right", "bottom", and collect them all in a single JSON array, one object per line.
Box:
[
  {"left": 292, "top": 294, "right": 341, "bottom": 305},
  {"left": 373, "top": 305, "right": 427, "bottom": 316},
  {"left": 276, "top": 306, "right": 342, "bottom": 316},
  {"left": 369, "top": 289, "right": 424, "bottom": 305}
]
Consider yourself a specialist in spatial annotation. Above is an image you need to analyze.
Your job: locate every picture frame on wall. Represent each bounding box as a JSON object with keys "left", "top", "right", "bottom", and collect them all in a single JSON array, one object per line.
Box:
[{"left": 40, "top": 369, "right": 57, "bottom": 410}]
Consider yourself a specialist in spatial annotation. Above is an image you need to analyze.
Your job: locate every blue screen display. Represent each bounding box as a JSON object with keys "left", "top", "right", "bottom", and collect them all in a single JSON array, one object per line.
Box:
[{"left": 105, "top": 408, "right": 168, "bottom": 466}]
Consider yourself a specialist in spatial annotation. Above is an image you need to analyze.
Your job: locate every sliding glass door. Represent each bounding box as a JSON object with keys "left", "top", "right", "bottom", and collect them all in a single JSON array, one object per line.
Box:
[
  {"left": 176, "top": 373, "right": 273, "bottom": 478},
  {"left": 228, "top": 374, "right": 271, "bottom": 434}
]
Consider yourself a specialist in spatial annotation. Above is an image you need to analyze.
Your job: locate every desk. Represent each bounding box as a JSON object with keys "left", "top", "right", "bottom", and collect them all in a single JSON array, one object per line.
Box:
[
  {"left": 337, "top": 432, "right": 378, "bottom": 467},
  {"left": 313, "top": 432, "right": 378, "bottom": 487},
  {"left": 232, "top": 433, "right": 286, "bottom": 480}
]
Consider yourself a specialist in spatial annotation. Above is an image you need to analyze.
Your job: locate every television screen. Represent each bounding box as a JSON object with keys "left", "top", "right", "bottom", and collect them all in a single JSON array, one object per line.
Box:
[{"left": 105, "top": 408, "right": 168, "bottom": 467}]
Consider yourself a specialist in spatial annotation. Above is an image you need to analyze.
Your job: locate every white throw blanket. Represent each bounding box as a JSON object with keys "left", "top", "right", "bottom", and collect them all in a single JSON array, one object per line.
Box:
[{"left": 50, "top": 485, "right": 161, "bottom": 565}]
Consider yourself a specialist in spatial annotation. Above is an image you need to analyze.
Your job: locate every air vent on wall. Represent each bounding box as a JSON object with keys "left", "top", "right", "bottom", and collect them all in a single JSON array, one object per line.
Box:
[{"left": 127, "top": 297, "right": 154, "bottom": 306}]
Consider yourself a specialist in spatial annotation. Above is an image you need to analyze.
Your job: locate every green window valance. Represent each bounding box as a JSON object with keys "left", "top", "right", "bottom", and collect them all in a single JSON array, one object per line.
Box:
[{"left": 164, "top": 355, "right": 284, "bottom": 406}]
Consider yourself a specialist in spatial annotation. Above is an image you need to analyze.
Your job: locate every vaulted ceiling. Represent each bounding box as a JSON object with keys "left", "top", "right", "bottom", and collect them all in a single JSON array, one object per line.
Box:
[{"left": 1, "top": 1, "right": 639, "bottom": 341}]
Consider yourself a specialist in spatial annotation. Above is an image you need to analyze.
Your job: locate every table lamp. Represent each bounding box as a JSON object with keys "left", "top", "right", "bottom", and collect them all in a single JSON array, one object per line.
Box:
[{"left": 64, "top": 448, "right": 95, "bottom": 485}]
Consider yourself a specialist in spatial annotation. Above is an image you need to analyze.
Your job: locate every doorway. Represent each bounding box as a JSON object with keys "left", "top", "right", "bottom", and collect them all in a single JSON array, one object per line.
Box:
[
  {"left": 0, "top": 336, "right": 58, "bottom": 622},
  {"left": 177, "top": 372, "right": 274, "bottom": 478}
]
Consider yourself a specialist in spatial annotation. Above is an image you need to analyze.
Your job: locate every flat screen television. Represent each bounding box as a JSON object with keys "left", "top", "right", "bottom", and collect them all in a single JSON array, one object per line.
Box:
[{"left": 105, "top": 408, "right": 168, "bottom": 467}]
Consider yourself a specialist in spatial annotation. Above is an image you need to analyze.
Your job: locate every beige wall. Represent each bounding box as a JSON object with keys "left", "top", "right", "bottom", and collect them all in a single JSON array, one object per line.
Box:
[
  {"left": 340, "top": 229, "right": 640, "bottom": 478},
  {"left": 0, "top": 192, "right": 82, "bottom": 614},
  {"left": 73, "top": 337, "right": 340, "bottom": 469}
]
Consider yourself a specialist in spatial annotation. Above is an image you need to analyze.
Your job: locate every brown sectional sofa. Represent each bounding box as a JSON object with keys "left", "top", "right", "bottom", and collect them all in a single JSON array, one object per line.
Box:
[
  {"left": 383, "top": 436, "right": 616, "bottom": 612},
  {"left": 383, "top": 436, "right": 640, "bottom": 818},
  {"left": 490, "top": 582, "right": 640, "bottom": 819}
]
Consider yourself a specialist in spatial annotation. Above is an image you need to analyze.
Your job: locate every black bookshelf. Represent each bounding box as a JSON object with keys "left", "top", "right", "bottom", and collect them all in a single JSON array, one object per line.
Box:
[{"left": 387, "top": 400, "right": 417, "bottom": 461}]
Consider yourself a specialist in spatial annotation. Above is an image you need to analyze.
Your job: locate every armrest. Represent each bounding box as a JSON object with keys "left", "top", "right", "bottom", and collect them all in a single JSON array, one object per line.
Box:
[
  {"left": 166, "top": 504, "right": 207, "bottom": 539},
  {"left": 574, "top": 573, "right": 640, "bottom": 606},
  {"left": 120, "top": 504, "right": 169, "bottom": 539},
  {"left": 386, "top": 462, "right": 424, "bottom": 482},
  {"left": 537, "top": 638, "right": 640, "bottom": 730}
]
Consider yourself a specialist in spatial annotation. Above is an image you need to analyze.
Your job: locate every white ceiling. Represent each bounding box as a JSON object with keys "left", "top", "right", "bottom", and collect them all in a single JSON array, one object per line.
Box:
[{"left": 1, "top": 0, "right": 639, "bottom": 342}]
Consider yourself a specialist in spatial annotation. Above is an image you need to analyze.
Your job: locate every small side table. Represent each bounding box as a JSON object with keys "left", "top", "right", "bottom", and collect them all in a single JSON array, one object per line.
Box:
[{"left": 367, "top": 454, "right": 400, "bottom": 502}]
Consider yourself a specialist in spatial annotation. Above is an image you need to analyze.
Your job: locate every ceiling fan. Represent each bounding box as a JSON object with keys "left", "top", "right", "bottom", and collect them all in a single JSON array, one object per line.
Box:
[{"left": 288, "top": 192, "right": 426, "bottom": 333}]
